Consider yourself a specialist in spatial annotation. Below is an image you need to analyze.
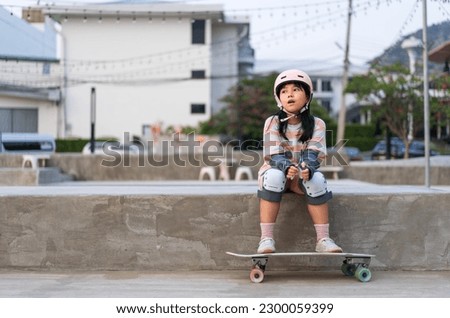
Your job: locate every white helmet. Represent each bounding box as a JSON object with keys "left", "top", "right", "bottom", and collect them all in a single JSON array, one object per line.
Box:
[{"left": 273, "top": 69, "right": 313, "bottom": 108}]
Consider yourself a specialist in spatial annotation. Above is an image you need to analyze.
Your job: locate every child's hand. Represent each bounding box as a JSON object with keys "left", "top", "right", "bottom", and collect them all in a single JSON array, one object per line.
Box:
[
  {"left": 299, "top": 162, "right": 310, "bottom": 181},
  {"left": 286, "top": 165, "right": 299, "bottom": 180}
]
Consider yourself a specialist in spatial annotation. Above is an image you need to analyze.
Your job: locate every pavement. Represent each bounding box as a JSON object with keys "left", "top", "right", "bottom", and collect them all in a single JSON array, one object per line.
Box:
[{"left": 1, "top": 269, "right": 449, "bottom": 298}]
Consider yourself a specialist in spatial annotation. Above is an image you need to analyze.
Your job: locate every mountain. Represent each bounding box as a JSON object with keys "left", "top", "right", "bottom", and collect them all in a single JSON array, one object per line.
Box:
[{"left": 370, "top": 20, "right": 450, "bottom": 74}]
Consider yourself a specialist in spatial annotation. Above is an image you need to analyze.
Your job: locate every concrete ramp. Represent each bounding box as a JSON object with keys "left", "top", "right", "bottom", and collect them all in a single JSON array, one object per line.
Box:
[{"left": 0, "top": 180, "right": 449, "bottom": 271}]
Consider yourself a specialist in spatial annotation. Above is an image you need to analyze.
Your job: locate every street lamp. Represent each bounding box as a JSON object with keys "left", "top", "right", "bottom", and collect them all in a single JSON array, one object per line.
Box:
[
  {"left": 401, "top": 36, "right": 422, "bottom": 143},
  {"left": 402, "top": 36, "right": 422, "bottom": 74}
]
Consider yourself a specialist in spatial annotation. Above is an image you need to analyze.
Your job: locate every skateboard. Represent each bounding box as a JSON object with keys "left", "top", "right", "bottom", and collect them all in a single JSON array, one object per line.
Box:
[{"left": 226, "top": 251, "right": 374, "bottom": 283}]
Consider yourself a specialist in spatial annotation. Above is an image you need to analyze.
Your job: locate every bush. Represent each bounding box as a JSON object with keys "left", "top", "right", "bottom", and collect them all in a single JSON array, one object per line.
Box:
[
  {"left": 325, "top": 124, "right": 377, "bottom": 151},
  {"left": 55, "top": 138, "right": 116, "bottom": 153},
  {"left": 345, "top": 124, "right": 377, "bottom": 151},
  {"left": 55, "top": 139, "right": 90, "bottom": 152}
]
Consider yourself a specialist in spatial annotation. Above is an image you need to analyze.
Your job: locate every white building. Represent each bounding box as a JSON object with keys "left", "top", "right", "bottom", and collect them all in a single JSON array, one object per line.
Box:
[
  {"left": 20, "top": 1, "right": 254, "bottom": 141},
  {"left": 37, "top": 3, "right": 253, "bottom": 138},
  {"left": 0, "top": 6, "right": 60, "bottom": 135}
]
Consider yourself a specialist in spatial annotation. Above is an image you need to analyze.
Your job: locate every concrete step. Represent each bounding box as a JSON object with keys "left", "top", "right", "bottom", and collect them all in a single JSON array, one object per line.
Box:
[
  {"left": 0, "top": 180, "right": 449, "bottom": 271},
  {"left": 37, "top": 167, "right": 74, "bottom": 184}
]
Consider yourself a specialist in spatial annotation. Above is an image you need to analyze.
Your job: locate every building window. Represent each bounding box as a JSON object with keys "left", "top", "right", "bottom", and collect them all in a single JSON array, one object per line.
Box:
[
  {"left": 0, "top": 108, "right": 38, "bottom": 133},
  {"left": 191, "top": 70, "right": 205, "bottom": 79},
  {"left": 321, "top": 80, "right": 332, "bottom": 92},
  {"left": 311, "top": 80, "right": 317, "bottom": 91},
  {"left": 191, "top": 104, "right": 205, "bottom": 114},
  {"left": 192, "top": 19, "right": 205, "bottom": 44},
  {"left": 42, "top": 63, "right": 50, "bottom": 75}
]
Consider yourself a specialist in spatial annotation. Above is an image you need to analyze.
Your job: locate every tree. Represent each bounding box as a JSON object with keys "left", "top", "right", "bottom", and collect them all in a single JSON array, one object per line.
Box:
[
  {"left": 430, "top": 74, "right": 450, "bottom": 140},
  {"left": 199, "top": 74, "right": 276, "bottom": 148},
  {"left": 345, "top": 63, "right": 424, "bottom": 158},
  {"left": 199, "top": 73, "right": 335, "bottom": 148}
]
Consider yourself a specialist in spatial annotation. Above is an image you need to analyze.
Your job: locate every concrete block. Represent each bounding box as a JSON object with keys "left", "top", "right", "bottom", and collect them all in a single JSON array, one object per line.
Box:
[{"left": 0, "top": 183, "right": 449, "bottom": 271}]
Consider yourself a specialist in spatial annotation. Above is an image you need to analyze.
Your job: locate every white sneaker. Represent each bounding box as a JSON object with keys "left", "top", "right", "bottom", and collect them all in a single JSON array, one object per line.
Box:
[
  {"left": 257, "top": 238, "right": 276, "bottom": 254},
  {"left": 315, "top": 238, "right": 343, "bottom": 253}
]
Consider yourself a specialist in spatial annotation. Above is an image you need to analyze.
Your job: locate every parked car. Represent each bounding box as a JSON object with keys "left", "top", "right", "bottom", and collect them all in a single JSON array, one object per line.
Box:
[
  {"left": 343, "top": 147, "right": 364, "bottom": 161},
  {"left": 407, "top": 140, "right": 440, "bottom": 158},
  {"left": 371, "top": 138, "right": 404, "bottom": 160},
  {"left": 326, "top": 146, "right": 364, "bottom": 163},
  {"left": 0, "top": 133, "right": 55, "bottom": 153},
  {"left": 82, "top": 141, "right": 140, "bottom": 155},
  {"left": 371, "top": 138, "right": 439, "bottom": 160}
]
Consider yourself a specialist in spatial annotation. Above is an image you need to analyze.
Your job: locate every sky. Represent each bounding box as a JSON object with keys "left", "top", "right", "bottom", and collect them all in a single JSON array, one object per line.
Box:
[{"left": 1, "top": 0, "right": 449, "bottom": 69}]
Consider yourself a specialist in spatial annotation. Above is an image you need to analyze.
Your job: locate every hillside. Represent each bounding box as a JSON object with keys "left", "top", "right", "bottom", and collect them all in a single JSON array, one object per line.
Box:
[{"left": 371, "top": 20, "right": 450, "bottom": 74}]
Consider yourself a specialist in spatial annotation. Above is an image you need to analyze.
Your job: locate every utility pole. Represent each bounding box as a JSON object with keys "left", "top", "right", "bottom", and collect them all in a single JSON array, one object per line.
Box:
[
  {"left": 337, "top": 0, "right": 352, "bottom": 144},
  {"left": 422, "top": 0, "right": 431, "bottom": 187}
]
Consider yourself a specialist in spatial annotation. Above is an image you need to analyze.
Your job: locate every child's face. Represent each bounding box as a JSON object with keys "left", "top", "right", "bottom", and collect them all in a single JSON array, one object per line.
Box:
[{"left": 279, "top": 83, "right": 308, "bottom": 113}]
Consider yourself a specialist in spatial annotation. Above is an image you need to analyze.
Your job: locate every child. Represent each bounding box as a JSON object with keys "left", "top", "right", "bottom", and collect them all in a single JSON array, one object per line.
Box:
[{"left": 257, "top": 69, "right": 342, "bottom": 254}]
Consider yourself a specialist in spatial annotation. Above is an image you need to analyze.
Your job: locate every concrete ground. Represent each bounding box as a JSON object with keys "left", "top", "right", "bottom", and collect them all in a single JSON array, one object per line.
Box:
[{"left": 1, "top": 269, "right": 449, "bottom": 298}]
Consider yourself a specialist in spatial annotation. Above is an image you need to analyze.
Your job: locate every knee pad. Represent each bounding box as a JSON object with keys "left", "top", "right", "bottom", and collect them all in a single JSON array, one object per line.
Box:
[
  {"left": 300, "top": 171, "right": 332, "bottom": 205},
  {"left": 302, "top": 171, "right": 328, "bottom": 197},
  {"left": 257, "top": 169, "right": 287, "bottom": 202},
  {"left": 263, "top": 169, "right": 286, "bottom": 192}
]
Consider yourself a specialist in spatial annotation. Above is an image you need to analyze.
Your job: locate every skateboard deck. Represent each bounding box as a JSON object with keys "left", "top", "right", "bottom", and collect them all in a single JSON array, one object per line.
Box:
[{"left": 226, "top": 251, "right": 375, "bottom": 283}]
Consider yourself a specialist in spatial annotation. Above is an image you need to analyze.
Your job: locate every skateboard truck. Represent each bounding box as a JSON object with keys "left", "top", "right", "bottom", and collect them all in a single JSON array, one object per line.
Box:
[
  {"left": 341, "top": 256, "right": 372, "bottom": 282},
  {"left": 250, "top": 256, "right": 269, "bottom": 283}
]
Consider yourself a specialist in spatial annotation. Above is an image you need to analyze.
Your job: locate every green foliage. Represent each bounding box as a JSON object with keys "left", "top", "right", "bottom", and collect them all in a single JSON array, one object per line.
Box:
[
  {"left": 346, "top": 63, "right": 425, "bottom": 143},
  {"left": 430, "top": 74, "right": 450, "bottom": 129},
  {"left": 55, "top": 139, "right": 90, "bottom": 152},
  {"left": 199, "top": 73, "right": 277, "bottom": 141},
  {"left": 325, "top": 123, "right": 377, "bottom": 151},
  {"left": 55, "top": 138, "right": 116, "bottom": 152},
  {"left": 344, "top": 124, "right": 378, "bottom": 151},
  {"left": 347, "top": 63, "right": 450, "bottom": 139},
  {"left": 345, "top": 63, "right": 450, "bottom": 156},
  {"left": 310, "top": 100, "right": 335, "bottom": 127},
  {"left": 198, "top": 108, "right": 229, "bottom": 135}
]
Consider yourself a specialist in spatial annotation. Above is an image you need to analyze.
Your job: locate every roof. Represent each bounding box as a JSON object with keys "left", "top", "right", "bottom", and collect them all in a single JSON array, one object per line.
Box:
[
  {"left": 0, "top": 6, "right": 57, "bottom": 61},
  {"left": 0, "top": 84, "right": 61, "bottom": 102},
  {"left": 32, "top": 2, "right": 224, "bottom": 19},
  {"left": 428, "top": 41, "right": 450, "bottom": 63}
]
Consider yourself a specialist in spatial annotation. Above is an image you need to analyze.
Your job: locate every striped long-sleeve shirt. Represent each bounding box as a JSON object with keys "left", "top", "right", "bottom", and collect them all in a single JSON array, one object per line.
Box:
[{"left": 258, "top": 115, "right": 328, "bottom": 178}]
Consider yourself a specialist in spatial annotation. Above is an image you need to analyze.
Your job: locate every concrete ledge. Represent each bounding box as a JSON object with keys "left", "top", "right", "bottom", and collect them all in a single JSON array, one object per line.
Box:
[
  {"left": 2, "top": 154, "right": 449, "bottom": 185},
  {"left": 345, "top": 156, "right": 450, "bottom": 185},
  {"left": 48, "top": 153, "right": 263, "bottom": 181},
  {"left": 0, "top": 180, "right": 449, "bottom": 271}
]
